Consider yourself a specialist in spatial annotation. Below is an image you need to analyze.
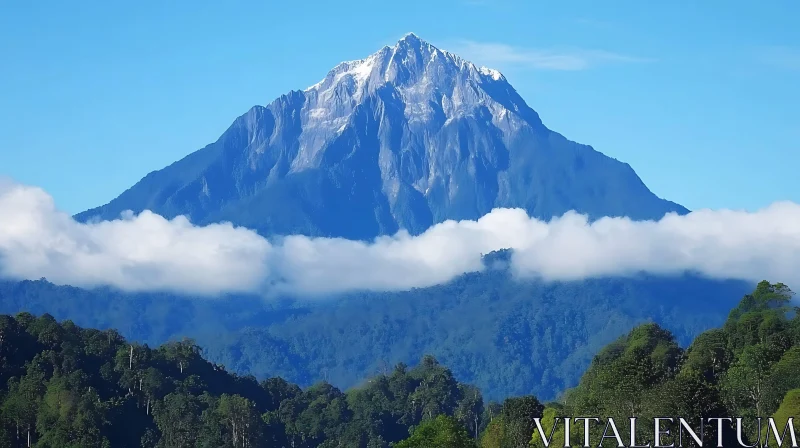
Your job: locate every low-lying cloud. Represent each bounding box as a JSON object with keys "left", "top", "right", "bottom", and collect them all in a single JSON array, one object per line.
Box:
[{"left": 1, "top": 179, "right": 799, "bottom": 297}]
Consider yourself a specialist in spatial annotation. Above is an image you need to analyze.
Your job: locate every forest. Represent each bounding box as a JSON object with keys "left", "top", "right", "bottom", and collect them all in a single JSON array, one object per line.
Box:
[
  {"left": 0, "top": 265, "right": 753, "bottom": 402},
  {"left": 0, "top": 281, "right": 798, "bottom": 447}
]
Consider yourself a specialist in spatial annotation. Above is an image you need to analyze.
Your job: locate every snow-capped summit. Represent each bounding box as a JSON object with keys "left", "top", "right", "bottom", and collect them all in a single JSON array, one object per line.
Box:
[
  {"left": 293, "top": 33, "right": 534, "bottom": 172},
  {"left": 77, "top": 34, "right": 687, "bottom": 240},
  {"left": 303, "top": 33, "right": 511, "bottom": 125},
  {"left": 306, "top": 33, "right": 505, "bottom": 93}
]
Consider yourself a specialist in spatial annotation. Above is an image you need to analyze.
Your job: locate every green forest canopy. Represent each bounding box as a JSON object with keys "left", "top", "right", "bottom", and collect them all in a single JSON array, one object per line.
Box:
[{"left": 0, "top": 281, "right": 797, "bottom": 448}]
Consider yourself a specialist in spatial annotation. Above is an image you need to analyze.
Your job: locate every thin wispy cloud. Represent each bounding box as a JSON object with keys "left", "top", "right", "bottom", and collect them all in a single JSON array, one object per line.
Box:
[
  {"left": 756, "top": 45, "right": 800, "bottom": 71},
  {"left": 462, "top": 0, "right": 512, "bottom": 6},
  {"left": 446, "top": 40, "right": 654, "bottom": 71},
  {"left": 572, "top": 17, "right": 616, "bottom": 30},
  {"left": 1, "top": 180, "right": 800, "bottom": 297}
]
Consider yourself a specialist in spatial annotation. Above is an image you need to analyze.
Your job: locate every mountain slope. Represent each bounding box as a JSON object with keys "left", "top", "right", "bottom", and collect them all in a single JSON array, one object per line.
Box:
[{"left": 76, "top": 33, "right": 686, "bottom": 239}]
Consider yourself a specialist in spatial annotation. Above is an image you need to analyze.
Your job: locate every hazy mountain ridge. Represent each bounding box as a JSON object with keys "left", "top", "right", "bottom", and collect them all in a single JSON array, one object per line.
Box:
[
  {"left": 76, "top": 33, "right": 686, "bottom": 239},
  {"left": 0, "top": 267, "right": 752, "bottom": 401}
]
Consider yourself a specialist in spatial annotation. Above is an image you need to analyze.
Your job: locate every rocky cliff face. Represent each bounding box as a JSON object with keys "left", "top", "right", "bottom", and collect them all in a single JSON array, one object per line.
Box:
[{"left": 77, "top": 33, "right": 687, "bottom": 240}]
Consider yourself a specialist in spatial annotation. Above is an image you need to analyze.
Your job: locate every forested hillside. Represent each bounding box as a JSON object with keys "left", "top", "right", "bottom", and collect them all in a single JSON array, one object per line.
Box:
[
  {"left": 0, "top": 267, "right": 752, "bottom": 401},
  {"left": 0, "top": 281, "right": 798, "bottom": 447},
  {"left": 0, "top": 310, "right": 494, "bottom": 447},
  {"left": 530, "top": 281, "right": 800, "bottom": 448}
]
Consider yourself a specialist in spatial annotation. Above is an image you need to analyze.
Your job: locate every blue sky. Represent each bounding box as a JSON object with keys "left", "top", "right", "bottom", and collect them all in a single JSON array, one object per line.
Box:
[{"left": 1, "top": 0, "right": 798, "bottom": 214}]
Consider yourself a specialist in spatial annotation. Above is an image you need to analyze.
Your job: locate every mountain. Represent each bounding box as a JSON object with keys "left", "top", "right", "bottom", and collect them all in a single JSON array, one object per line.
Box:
[
  {"left": 8, "top": 34, "right": 719, "bottom": 403},
  {"left": 75, "top": 33, "right": 687, "bottom": 239}
]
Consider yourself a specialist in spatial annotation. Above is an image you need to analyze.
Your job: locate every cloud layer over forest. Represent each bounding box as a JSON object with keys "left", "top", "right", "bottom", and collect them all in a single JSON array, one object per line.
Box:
[{"left": 1, "top": 179, "right": 799, "bottom": 296}]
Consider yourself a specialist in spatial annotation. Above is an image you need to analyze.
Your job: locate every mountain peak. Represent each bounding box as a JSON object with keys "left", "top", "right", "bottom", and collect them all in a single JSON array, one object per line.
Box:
[
  {"left": 77, "top": 33, "right": 689, "bottom": 240},
  {"left": 291, "top": 35, "right": 531, "bottom": 171},
  {"left": 397, "top": 32, "right": 423, "bottom": 44},
  {"left": 304, "top": 34, "right": 506, "bottom": 95},
  {"left": 394, "top": 32, "right": 436, "bottom": 54}
]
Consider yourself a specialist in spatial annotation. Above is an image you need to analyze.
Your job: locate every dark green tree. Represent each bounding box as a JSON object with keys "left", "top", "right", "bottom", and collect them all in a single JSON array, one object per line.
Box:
[{"left": 153, "top": 392, "right": 202, "bottom": 448}]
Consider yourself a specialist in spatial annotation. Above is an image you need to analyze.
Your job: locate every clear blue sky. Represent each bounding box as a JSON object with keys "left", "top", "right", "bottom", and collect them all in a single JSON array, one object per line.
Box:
[{"left": 1, "top": 0, "right": 798, "bottom": 214}]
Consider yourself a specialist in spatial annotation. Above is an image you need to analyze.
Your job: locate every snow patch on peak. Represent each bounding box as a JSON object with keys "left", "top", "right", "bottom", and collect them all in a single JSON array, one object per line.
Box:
[
  {"left": 479, "top": 66, "right": 504, "bottom": 81},
  {"left": 349, "top": 57, "right": 376, "bottom": 84},
  {"left": 304, "top": 48, "right": 387, "bottom": 94}
]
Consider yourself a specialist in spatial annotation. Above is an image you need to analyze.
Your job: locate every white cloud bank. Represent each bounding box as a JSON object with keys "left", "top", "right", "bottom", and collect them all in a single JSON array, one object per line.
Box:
[{"left": 1, "top": 179, "right": 800, "bottom": 297}]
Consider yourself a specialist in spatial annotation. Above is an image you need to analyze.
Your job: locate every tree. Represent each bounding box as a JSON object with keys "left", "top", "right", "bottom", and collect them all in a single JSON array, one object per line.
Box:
[
  {"left": 162, "top": 339, "right": 201, "bottom": 375},
  {"left": 455, "top": 385, "right": 484, "bottom": 440},
  {"left": 530, "top": 407, "right": 561, "bottom": 448},
  {"left": 2, "top": 363, "right": 46, "bottom": 447},
  {"left": 261, "top": 377, "right": 301, "bottom": 412},
  {"left": 0, "top": 315, "right": 27, "bottom": 386},
  {"left": 722, "top": 343, "right": 781, "bottom": 418},
  {"left": 726, "top": 282, "right": 794, "bottom": 353},
  {"left": 768, "top": 389, "right": 800, "bottom": 445},
  {"left": 409, "top": 366, "right": 460, "bottom": 421},
  {"left": 765, "top": 347, "right": 800, "bottom": 415},
  {"left": 478, "top": 418, "right": 504, "bottom": 448},
  {"left": 141, "top": 367, "right": 167, "bottom": 416},
  {"left": 36, "top": 374, "right": 109, "bottom": 448},
  {"left": 216, "top": 394, "right": 265, "bottom": 448},
  {"left": 648, "top": 369, "right": 725, "bottom": 446},
  {"left": 500, "top": 396, "right": 543, "bottom": 448},
  {"left": 153, "top": 392, "right": 202, "bottom": 448},
  {"left": 569, "top": 323, "right": 683, "bottom": 422},
  {"left": 683, "top": 329, "right": 730, "bottom": 381},
  {"left": 395, "top": 415, "right": 476, "bottom": 448}
]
